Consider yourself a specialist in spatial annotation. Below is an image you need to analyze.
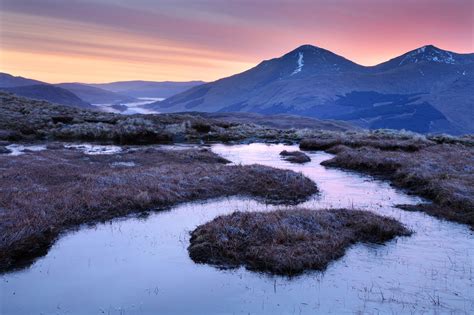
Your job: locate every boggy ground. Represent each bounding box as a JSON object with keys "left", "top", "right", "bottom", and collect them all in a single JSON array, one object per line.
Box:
[
  {"left": 0, "top": 147, "right": 317, "bottom": 272},
  {"left": 300, "top": 129, "right": 474, "bottom": 152},
  {"left": 300, "top": 132, "right": 474, "bottom": 228},
  {"left": 188, "top": 209, "right": 411, "bottom": 276}
]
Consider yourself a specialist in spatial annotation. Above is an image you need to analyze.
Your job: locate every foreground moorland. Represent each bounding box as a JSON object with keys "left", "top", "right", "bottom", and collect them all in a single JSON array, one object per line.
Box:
[
  {"left": 301, "top": 133, "right": 474, "bottom": 228},
  {"left": 0, "top": 92, "right": 326, "bottom": 144},
  {"left": 1, "top": 91, "right": 473, "bottom": 274},
  {"left": 189, "top": 209, "right": 411, "bottom": 275},
  {"left": 0, "top": 147, "right": 317, "bottom": 272}
]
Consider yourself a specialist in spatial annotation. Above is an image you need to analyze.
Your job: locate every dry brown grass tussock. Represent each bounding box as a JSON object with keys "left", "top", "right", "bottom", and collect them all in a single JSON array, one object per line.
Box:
[{"left": 189, "top": 208, "right": 410, "bottom": 275}]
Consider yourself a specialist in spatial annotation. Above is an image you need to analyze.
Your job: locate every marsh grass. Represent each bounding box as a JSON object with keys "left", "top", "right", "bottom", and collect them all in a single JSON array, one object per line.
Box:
[
  {"left": 299, "top": 130, "right": 432, "bottom": 152},
  {"left": 319, "top": 144, "right": 474, "bottom": 228},
  {"left": 0, "top": 147, "right": 317, "bottom": 271},
  {"left": 188, "top": 209, "right": 411, "bottom": 276}
]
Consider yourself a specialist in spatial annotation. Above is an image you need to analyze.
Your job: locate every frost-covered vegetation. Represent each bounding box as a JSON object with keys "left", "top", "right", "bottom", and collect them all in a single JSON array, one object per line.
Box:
[
  {"left": 189, "top": 209, "right": 410, "bottom": 275},
  {"left": 300, "top": 131, "right": 474, "bottom": 228},
  {"left": 0, "top": 147, "right": 317, "bottom": 272},
  {"left": 0, "top": 92, "right": 335, "bottom": 144}
]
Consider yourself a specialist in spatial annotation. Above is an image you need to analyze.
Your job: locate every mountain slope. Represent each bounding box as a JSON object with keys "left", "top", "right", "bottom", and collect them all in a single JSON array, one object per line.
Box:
[
  {"left": 0, "top": 85, "right": 93, "bottom": 109},
  {"left": 0, "top": 73, "right": 110, "bottom": 108},
  {"left": 0, "top": 73, "right": 45, "bottom": 88},
  {"left": 150, "top": 45, "right": 474, "bottom": 134},
  {"left": 89, "top": 80, "right": 205, "bottom": 98},
  {"left": 55, "top": 83, "right": 137, "bottom": 104}
]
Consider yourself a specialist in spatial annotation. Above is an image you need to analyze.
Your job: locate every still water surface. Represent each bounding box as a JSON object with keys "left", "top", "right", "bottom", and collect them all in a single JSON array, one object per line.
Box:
[{"left": 1, "top": 143, "right": 473, "bottom": 314}]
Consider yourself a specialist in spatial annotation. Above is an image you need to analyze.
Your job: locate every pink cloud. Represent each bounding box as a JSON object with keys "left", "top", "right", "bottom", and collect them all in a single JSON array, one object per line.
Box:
[{"left": 1, "top": 0, "right": 472, "bottom": 82}]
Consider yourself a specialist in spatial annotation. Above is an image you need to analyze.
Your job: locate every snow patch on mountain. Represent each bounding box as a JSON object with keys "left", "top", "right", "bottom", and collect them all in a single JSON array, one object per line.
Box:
[
  {"left": 291, "top": 52, "right": 304, "bottom": 75},
  {"left": 399, "top": 46, "right": 456, "bottom": 66}
]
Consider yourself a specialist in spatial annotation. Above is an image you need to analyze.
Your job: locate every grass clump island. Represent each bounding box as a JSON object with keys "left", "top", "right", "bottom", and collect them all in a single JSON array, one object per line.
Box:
[
  {"left": 0, "top": 147, "right": 317, "bottom": 272},
  {"left": 188, "top": 209, "right": 411, "bottom": 276},
  {"left": 279, "top": 150, "right": 311, "bottom": 164}
]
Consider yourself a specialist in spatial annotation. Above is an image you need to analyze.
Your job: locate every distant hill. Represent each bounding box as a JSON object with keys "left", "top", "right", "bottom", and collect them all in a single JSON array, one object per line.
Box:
[
  {"left": 149, "top": 45, "right": 474, "bottom": 134},
  {"left": 0, "top": 84, "right": 93, "bottom": 109},
  {"left": 0, "top": 73, "right": 136, "bottom": 108},
  {"left": 0, "top": 72, "right": 45, "bottom": 87},
  {"left": 55, "top": 83, "right": 137, "bottom": 104},
  {"left": 89, "top": 80, "right": 205, "bottom": 98}
]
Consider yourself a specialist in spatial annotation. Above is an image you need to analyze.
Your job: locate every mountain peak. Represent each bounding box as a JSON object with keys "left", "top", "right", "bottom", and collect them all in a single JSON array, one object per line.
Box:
[
  {"left": 294, "top": 44, "right": 321, "bottom": 51},
  {"left": 289, "top": 44, "right": 331, "bottom": 55},
  {"left": 420, "top": 44, "right": 439, "bottom": 50},
  {"left": 398, "top": 44, "right": 456, "bottom": 66},
  {"left": 275, "top": 44, "right": 362, "bottom": 75}
]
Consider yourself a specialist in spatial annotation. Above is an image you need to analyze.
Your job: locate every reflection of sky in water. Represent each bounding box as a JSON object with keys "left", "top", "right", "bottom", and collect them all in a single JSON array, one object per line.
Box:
[
  {"left": 5, "top": 144, "right": 47, "bottom": 156},
  {"left": 1, "top": 143, "right": 473, "bottom": 314},
  {"left": 64, "top": 144, "right": 122, "bottom": 155},
  {"left": 5, "top": 143, "right": 123, "bottom": 156}
]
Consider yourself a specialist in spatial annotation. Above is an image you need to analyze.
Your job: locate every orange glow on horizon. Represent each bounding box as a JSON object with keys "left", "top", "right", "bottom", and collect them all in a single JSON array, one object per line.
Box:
[{"left": 1, "top": 1, "right": 472, "bottom": 83}]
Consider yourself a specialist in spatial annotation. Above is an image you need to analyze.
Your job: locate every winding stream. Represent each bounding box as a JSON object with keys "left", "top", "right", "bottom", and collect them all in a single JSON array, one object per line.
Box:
[{"left": 1, "top": 143, "right": 473, "bottom": 314}]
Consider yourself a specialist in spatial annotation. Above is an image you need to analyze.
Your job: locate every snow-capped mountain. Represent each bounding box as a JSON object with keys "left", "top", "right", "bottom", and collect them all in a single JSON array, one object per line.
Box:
[
  {"left": 253, "top": 45, "right": 363, "bottom": 80},
  {"left": 282, "top": 45, "right": 364, "bottom": 74},
  {"left": 375, "top": 45, "right": 474, "bottom": 71},
  {"left": 149, "top": 44, "right": 473, "bottom": 134},
  {"left": 400, "top": 45, "right": 456, "bottom": 65}
]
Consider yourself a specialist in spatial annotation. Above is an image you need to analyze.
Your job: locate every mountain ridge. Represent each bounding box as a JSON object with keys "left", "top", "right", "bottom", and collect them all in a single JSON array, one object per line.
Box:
[
  {"left": 149, "top": 44, "right": 474, "bottom": 134},
  {"left": 0, "top": 73, "right": 203, "bottom": 105},
  {"left": 0, "top": 73, "right": 45, "bottom": 87},
  {"left": 0, "top": 73, "right": 135, "bottom": 107},
  {"left": 0, "top": 84, "right": 94, "bottom": 109}
]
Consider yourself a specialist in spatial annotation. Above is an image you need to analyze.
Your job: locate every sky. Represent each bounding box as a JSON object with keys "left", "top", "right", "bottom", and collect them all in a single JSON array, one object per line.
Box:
[{"left": 0, "top": 0, "right": 472, "bottom": 83}]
